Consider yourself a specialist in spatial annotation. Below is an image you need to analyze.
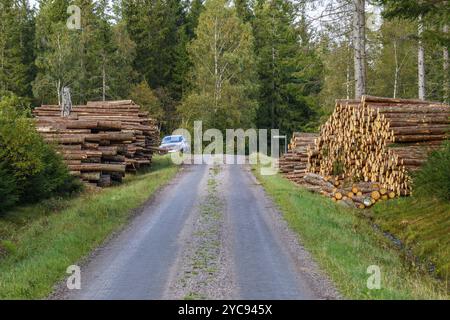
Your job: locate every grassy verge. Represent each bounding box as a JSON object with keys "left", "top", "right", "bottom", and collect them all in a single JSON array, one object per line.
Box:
[
  {"left": 0, "top": 155, "right": 179, "bottom": 299},
  {"left": 371, "top": 197, "right": 449, "bottom": 285},
  {"left": 252, "top": 165, "right": 448, "bottom": 299}
]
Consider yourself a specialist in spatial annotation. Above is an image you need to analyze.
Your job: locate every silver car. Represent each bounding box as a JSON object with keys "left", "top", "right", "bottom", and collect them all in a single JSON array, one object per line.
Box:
[{"left": 159, "top": 135, "right": 190, "bottom": 153}]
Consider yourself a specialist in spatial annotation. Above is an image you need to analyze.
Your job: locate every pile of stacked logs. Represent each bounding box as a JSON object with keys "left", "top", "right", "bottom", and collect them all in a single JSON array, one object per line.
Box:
[
  {"left": 302, "top": 173, "right": 397, "bottom": 209},
  {"left": 305, "top": 96, "right": 449, "bottom": 208},
  {"left": 33, "top": 100, "right": 160, "bottom": 187},
  {"left": 278, "top": 133, "right": 318, "bottom": 184}
]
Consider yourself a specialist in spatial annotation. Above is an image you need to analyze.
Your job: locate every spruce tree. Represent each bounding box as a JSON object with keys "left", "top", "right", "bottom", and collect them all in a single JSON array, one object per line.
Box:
[
  {"left": 252, "top": 0, "right": 321, "bottom": 135},
  {"left": 0, "top": 0, "right": 35, "bottom": 99}
]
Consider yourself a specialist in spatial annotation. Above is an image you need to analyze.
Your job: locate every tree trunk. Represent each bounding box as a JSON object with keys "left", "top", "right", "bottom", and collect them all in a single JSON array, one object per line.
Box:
[
  {"left": 102, "top": 58, "right": 106, "bottom": 102},
  {"left": 353, "top": 0, "right": 366, "bottom": 99},
  {"left": 346, "top": 42, "right": 351, "bottom": 100},
  {"left": 444, "top": 24, "right": 449, "bottom": 103},
  {"left": 418, "top": 15, "right": 426, "bottom": 100},
  {"left": 393, "top": 40, "right": 399, "bottom": 98}
]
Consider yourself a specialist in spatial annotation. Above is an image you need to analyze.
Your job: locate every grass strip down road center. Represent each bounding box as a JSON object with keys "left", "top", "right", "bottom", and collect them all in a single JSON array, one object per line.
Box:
[
  {"left": 0, "top": 155, "right": 179, "bottom": 299},
  {"left": 251, "top": 163, "right": 448, "bottom": 300}
]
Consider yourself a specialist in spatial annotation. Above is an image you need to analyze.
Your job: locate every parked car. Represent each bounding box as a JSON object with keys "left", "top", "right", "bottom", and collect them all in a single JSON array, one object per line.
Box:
[{"left": 159, "top": 135, "right": 190, "bottom": 153}]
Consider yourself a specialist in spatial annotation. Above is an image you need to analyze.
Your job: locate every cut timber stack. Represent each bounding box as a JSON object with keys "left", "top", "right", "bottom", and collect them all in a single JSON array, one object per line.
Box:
[
  {"left": 278, "top": 132, "right": 318, "bottom": 184},
  {"left": 33, "top": 100, "right": 160, "bottom": 187},
  {"left": 306, "top": 96, "right": 449, "bottom": 207},
  {"left": 302, "top": 173, "right": 396, "bottom": 209}
]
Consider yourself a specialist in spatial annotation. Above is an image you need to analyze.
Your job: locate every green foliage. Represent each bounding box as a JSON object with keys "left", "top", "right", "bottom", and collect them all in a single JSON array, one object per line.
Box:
[
  {"left": 122, "top": 0, "right": 189, "bottom": 134},
  {"left": 413, "top": 141, "right": 450, "bottom": 201},
  {"left": 373, "top": 197, "right": 450, "bottom": 283},
  {"left": 253, "top": 159, "right": 448, "bottom": 299},
  {"left": 317, "top": 38, "right": 353, "bottom": 117},
  {"left": 122, "top": 0, "right": 188, "bottom": 96},
  {"left": 0, "top": 162, "right": 18, "bottom": 213},
  {"left": 253, "top": 0, "right": 322, "bottom": 136},
  {"left": 377, "top": 0, "right": 449, "bottom": 47},
  {"left": 0, "top": 94, "right": 81, "bottom": 212},
  {"left": 179, "top": 0, "right": 258, "bottom": 132},
  {"left": 130, "top": 80, "right": 163, "bottom": 120},
  {"left": 368, "top": 19, "right": 418, "bottom": 99},
  {"left": 0, "top": 155, "right": 178, "bottom": 299},
  {"left": 0, "top": 0, "right": 35, "bottom": 99},
  {"left": 33, "top": 0, "right": 136, "bottom": 105},
  {"left": 186, "top": 0, "right": 204, "bottom": 38}
]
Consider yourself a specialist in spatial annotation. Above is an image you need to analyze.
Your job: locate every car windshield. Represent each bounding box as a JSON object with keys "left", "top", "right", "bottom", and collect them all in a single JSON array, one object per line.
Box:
[{"left": 162, "top": 136, "right": 183, "bottom": 143}]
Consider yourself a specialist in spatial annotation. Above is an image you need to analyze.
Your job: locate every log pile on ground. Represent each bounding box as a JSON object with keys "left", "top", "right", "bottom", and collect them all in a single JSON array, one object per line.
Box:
[
  {"left": 278, "top": 132, "right": 318, "bottom": 184},
  {"left": 33, "top": 100, "right": 160, "bottom": 187},
  {"left": 305, "top": 96, "right": 449, "bottom": 208}
]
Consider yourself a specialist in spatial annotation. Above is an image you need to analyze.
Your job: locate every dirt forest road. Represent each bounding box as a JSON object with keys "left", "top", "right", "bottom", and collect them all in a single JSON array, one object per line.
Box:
[{"left": 57, "top": 160, "right": 338, "bottom": 300}]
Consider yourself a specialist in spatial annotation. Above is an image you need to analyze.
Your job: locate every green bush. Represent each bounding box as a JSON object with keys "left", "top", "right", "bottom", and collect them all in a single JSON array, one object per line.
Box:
[
  {"left": 20, "top": 143, "right": 82, "bottom": 203},
  {"left": 413, "top": 140, "right": 450, "bottom": 201},
  {"left": 0, "top": 161, "right": 19, "bottom": 213},
  {"left": 0, "top": 94, "right": 81, "bottom": 212}
]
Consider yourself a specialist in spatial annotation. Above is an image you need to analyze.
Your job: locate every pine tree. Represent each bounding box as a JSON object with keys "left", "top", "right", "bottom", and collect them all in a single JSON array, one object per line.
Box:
[
  {"left": 252, "top": 0, "right": 321, "bottom": 135},
  {"left": 0, "top": 0, "right": 35, "bottom": 99},
  {"left": 121, "top": 0, "right": 189, "bottom": 134},
  {"left": 179, "top": 0, "right": 258, "bottom": 131},
  {"left": 122, "top": 0, "right": 188, "bottom": 96},
  {"left": 235, "top": 0, "right": 253, "bottom": 23},
  {"left": 186, "top": 0, "right": 204, "bottom": 38}
]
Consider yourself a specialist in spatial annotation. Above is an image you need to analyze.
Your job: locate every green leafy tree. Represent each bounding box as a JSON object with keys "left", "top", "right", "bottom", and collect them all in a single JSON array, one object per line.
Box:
[
  {"left": 130, "top": 80, "right": 163, "bottom": 120},
  {"left": 377, "top": 0, "right": 449, "bottom": 46},
  {"left": 317, "top": 37, "right": 354, "bottom": 117},
  {"left": 89, "top": 0, "right": 136, "bottom": 101},
  {"left": 33, "top": 0, "right": 136, "bottom": 104},
  {"left": 33, "top": 0, "right": 82, "bottom": 104},
  {"left": 368, "top": 19, "right": 418, "bottom": 99},
  {"left": 178, "top": 0, "right": 258, "bottom": 131}
]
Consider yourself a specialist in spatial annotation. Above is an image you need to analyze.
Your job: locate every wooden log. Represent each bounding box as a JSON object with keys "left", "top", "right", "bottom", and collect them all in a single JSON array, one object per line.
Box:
[
  {"left": 81, "top": 172, "right": 101, "bottom": 181},
  {"left": 394, "top": 134, "right": 447, "bottom": 142},
  {"left": 391, "top": 125, "right": 449, "bottom": 135},
  {"left": 67, "top": 164, "right": 126, "bottom": 173}
]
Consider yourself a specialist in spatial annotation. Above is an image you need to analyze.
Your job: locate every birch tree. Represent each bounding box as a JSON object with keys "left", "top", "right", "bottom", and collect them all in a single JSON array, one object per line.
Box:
[
  {"left": 443, "top": 24, "right": 449, "bottom": 103},
  {"left": 178, "top": 0, "right": 258, "bottom": 131},
  {"left": 417, "top": 15, "right": 426, "bottom": 100}
]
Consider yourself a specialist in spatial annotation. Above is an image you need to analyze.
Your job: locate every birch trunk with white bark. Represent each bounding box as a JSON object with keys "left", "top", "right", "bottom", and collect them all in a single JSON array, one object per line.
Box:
[
  {"left": 418, "top": 15, "right": 426, "bottom": 100},
  {"left": 443, "top": 24, "right": 449, "bottom": 103}
]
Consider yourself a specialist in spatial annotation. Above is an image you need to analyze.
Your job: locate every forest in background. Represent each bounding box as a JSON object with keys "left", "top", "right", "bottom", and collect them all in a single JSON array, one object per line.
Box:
[{"left": 0, "top": 0, "right": 448, "bottom": 136}]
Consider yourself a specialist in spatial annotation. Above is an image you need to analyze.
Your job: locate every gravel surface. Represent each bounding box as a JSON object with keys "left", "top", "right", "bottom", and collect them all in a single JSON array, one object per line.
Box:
[{"left": 53, "top": 161, "right": 339, "bottom": 300}]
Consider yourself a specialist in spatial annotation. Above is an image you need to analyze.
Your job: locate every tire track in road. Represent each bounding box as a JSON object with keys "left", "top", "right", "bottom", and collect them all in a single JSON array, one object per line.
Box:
[
  {"left": 56, "top": 161, "right": 338, "bottom": 300},
  {"left": 58, "top": 165, "right": 208, "bottom": 300},
  {"left": 164, "top": 164, "right": 235, "bottom": 300}
]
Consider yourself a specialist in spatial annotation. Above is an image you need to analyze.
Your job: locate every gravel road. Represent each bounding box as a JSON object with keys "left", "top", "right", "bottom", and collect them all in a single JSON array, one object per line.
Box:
[{"left": 56, "top": 161, "right": 339, "bottom": 300}]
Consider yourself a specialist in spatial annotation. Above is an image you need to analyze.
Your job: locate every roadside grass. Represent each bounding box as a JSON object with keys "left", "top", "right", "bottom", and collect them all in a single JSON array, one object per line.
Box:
[
  {"left": 371, "top": 197, "right": 449, "bottom": 285},
  {"left": 252, "top": 164, "right": 448, "bottom": 299},
  {"left": 0, "top": 155, "right": 179, "bottom": 299}
]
